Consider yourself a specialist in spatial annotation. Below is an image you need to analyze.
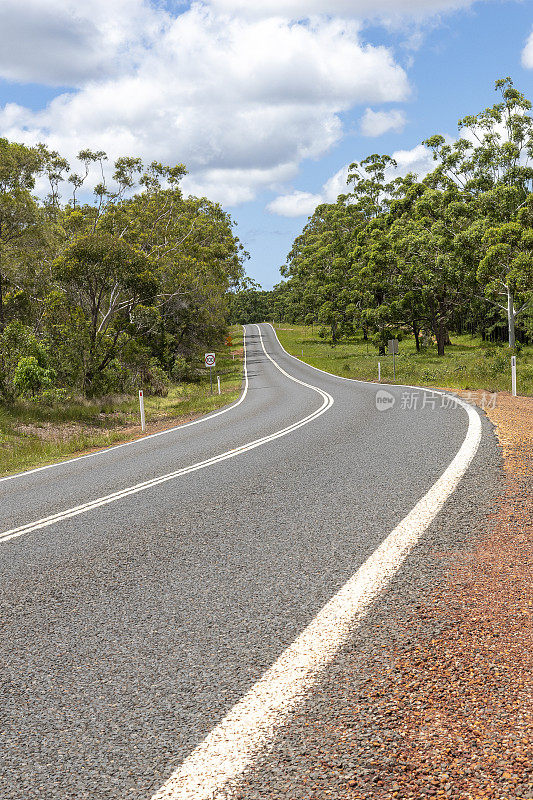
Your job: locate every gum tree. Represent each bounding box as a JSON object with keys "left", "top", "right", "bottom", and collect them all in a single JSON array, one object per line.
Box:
[
  {"left": 0, "top": 138, "right": 42, "bottom": 330},
  {"left": 424, "top": 77, "right": 533, "bottom": 346}
]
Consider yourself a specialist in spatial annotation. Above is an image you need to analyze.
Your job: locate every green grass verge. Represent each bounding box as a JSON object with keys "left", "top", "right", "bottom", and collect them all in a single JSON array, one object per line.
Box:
[
  {"left": 273, "top": 324, "right": 533, "bottom": 396},
  {"left": 0, "top": 328, "right": 244, "bottom": 477}
]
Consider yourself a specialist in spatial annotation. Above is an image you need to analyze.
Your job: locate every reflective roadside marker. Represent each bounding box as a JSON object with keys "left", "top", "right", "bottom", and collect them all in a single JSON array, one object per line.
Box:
[
  {"left": 139, "top": 390, "right": 145, "bottom": 431},
  {"left": 378, "top": 362, "right": 381, "bottom": 382},
  {"left": 217, "top": 376, "right": 221, "bottom": 395},
  {"left": 512, "top": 356, "right": 517, "bottom": 397}
]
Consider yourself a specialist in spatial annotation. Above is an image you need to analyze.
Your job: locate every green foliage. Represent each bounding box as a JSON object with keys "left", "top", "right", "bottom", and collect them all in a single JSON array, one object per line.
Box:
[
  {"left": 13, "top": 356, "right": 54, "bottom": 397},
  {"left": 0, "top": 141, "right": 247, "bottom": 404},
  {"left": 273, "top": 77, "right": 533, "bottom": 358},
  {"left": 0, "top": 321, "right": 49, "bottom": 400}
]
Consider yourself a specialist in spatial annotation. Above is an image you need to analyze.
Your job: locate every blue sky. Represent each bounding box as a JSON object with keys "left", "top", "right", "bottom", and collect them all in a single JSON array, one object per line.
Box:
[{"left": 0, "top": 0, "right": 532, "bottom": 288}]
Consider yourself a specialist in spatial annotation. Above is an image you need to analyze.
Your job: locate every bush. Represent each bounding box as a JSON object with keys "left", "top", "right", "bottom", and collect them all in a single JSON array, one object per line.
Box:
[
  {"left": 37, "top": 387, "right": 72, "bottom": 406},
  {"left": 14, "top": 357, "right": 55, "bottom": 398},
  {"left": 145, "top": 359, "right": 170, "bottom": 396},
  {"left": 170, "top": 355, "right": 191, "bottom": 383},
  {"left": 0, "top": 321, "right": 51, "bottom": 401}
]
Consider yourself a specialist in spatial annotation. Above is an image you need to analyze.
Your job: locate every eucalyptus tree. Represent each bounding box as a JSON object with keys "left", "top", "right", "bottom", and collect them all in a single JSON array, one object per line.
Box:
[
  {"left": 282, "top": 199, "right": 365, "bottom": 341},
  {"left": 424, "top": 77, "right": 533, "bottom": 345},
  {"left": 0, "top": 138, "right": 43, "bottom": 331},
  {"left": 52, "top": 232, "right": 155, "bottom": 391},
  {"left": 388, "top": 184, "right": 477, "bottom": 355},
  {"left": 476, "top": 200, "right": 533, "bottom": 347},
  {"left": 109, "top": 163, "right": 245, "bottom": 362}
]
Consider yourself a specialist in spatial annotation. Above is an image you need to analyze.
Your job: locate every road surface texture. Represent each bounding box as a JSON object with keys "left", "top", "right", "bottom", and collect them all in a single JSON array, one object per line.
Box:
[{"left": 0, "top": 323, "right": 500, "bottom": 800}]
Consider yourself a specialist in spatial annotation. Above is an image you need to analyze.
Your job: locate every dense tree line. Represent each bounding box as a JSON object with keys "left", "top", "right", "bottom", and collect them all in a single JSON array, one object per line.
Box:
[
  {"left": 232, "top": 79, "right": 533, "bottom": 356},
  {"left": 0, "top": 142, "right": 246, "bottom": 400}
]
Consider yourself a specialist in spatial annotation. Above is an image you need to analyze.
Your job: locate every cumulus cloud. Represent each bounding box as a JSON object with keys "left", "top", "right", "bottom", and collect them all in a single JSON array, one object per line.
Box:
[
  {"left": 0, "top": 3, "right": 410, "bottom": 205},
  {"left": 390, "top": 143, "right": 436, "bottom": 177},
  {"left": 522, "top": 30, "right": 533, "bottom": 68},
  {"left": 267, "top": 165, "right": 349, "bottom": 217},
  {"left": 360, "top": 107, "right": 406, "bottom": 136},
  {"left": 0, "top": 0, "right": 163, "bottom": 87},
  {"left": 268, "top": 143, "right": 438, "bottom": 217},
  {"left": 267, "top": 190, "right": 324, "bottom": 217},
  {"left": 207, "top": 0, "right": 481, "bottom": 21}
]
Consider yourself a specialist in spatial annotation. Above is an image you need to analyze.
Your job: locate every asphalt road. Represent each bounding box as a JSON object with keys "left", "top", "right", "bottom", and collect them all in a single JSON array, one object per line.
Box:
[{"left": 1, "top": 323, "right": 482, "bottom": 799}]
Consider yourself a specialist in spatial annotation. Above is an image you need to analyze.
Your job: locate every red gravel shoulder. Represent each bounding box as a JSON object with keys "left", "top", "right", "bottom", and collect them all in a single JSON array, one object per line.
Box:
[{"left": 343, "top": 391, "right": 533, "bottom": 800}]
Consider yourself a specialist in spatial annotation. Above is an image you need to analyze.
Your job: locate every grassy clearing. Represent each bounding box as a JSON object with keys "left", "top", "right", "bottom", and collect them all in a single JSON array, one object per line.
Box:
[
  {"left": 0, "top": 328, "right": 244, "bottom": 477},
  {"left": 273, "top": 324, "right": 533, "bottom": 396}
]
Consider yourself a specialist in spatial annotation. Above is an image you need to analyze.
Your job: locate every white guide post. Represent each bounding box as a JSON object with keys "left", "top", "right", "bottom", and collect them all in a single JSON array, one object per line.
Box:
[
  {"left": 378, "top": 362, "right": 381, "bottom": 382},
  {"left": 217, "top": 376, "right": 221, "bottom": 395},
  {"left": 139, "top": 390, "right": 146, "bottom": 431},
  {"left": 511, "top": 356, "right": 517, "bottom": 397}
]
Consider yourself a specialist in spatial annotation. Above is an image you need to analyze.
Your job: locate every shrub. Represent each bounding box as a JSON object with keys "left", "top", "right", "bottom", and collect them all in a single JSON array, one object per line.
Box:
[{"left": 14, "top": 357, "right": 54, "bottom": 398}]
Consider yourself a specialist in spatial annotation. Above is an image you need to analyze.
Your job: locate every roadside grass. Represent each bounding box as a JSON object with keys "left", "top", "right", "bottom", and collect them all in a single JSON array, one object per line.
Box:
[
  {"left": 273, "top": 324, "right": 533, "bottom": 396},
  {"left": 0, "top": 327, "right": 244, "bottom": 477}
]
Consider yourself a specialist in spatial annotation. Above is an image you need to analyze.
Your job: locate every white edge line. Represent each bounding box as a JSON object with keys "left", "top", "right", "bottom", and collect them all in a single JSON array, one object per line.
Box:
[
  {"left": 148, "top": 324, "right": 483, "bottom": 800},
  {"left": 0, "top": 325, "right": 333, "bottom": 544},
  {"left": 0, "top": 329, "right": 250, "bottom": 485}
]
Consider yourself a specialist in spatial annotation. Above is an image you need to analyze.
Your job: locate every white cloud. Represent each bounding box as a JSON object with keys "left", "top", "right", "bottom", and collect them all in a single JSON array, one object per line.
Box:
[
  {"left": 360, "top": 107, "right": 406, "bottom": 136},
  {"left": 0, "top": 3, "right": 410, "bottom": 206},
  {"left": 522, "top": 30, "right": 533, "bottom": 68},
  {"left": 268, "top": 142, "right": 438, "bottom": 217},
  {"left": 267, "top": 165, "right": 349, "bottom": 217},
  {"left": 207, "top": 0, "right": 481, "bottom": 21},
  {"left": 267, "top": 190, "right": 324, "bottom": 217},
  {"left": 389, "top": 143, "right": 436, "bottom": 177},
  {"left": 0, "top": 0, "right": 164, "bottom": 87}
]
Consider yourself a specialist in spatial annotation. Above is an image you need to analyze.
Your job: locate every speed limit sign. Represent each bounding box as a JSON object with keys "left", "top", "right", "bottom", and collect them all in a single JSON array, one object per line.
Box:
[{"left": 205, "top": 352, "right": 216, "bottom": 368}]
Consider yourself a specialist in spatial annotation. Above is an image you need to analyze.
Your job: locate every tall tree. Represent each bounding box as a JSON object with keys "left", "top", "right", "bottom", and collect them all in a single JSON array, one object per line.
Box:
[
  {"left": 0, "top": 139, "right": 42, "bottom": 330},
  {"left": 424, "top": 77, "right": 533, "bottom": 345}
]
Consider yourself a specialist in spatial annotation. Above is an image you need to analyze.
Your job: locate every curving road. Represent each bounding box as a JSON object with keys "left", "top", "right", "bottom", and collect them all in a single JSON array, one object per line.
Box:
[{"left": 1, "top": 323, "right": 483, "bottom": 799}]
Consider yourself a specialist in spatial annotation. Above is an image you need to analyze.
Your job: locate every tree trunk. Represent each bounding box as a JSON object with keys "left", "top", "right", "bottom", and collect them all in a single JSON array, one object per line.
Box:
[
  {"left": 507, "top": 288, "right": 516, "bottom": 348},
  {"left": 413, "top": 322, "right": 421, "bottom": 352},
  {"left": 433, "top": 319, "right": 446, "bottom": 356},
  {"left": 444, "top": 327, "right": 451, "bottom": 346}
]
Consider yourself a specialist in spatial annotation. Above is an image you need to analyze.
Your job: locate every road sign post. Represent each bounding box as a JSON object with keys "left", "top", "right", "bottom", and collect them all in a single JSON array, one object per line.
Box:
[
  {"left": 205, "top": 353, "right": 216, "bottom": 394},
  {"left": 511, "top": 355, "right": 517, "bottom": 397},
  {"left": 139, "top": 390, "right": 145, "bottom": 431}
]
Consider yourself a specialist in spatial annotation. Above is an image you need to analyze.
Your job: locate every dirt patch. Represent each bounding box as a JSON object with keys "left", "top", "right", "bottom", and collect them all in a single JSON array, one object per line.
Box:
[
  {"left": 13, "top": 410, "right": 206, "bottom": 446},
  {"left": 14, "top": 423, "right": 107, "bottom": 442}
]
